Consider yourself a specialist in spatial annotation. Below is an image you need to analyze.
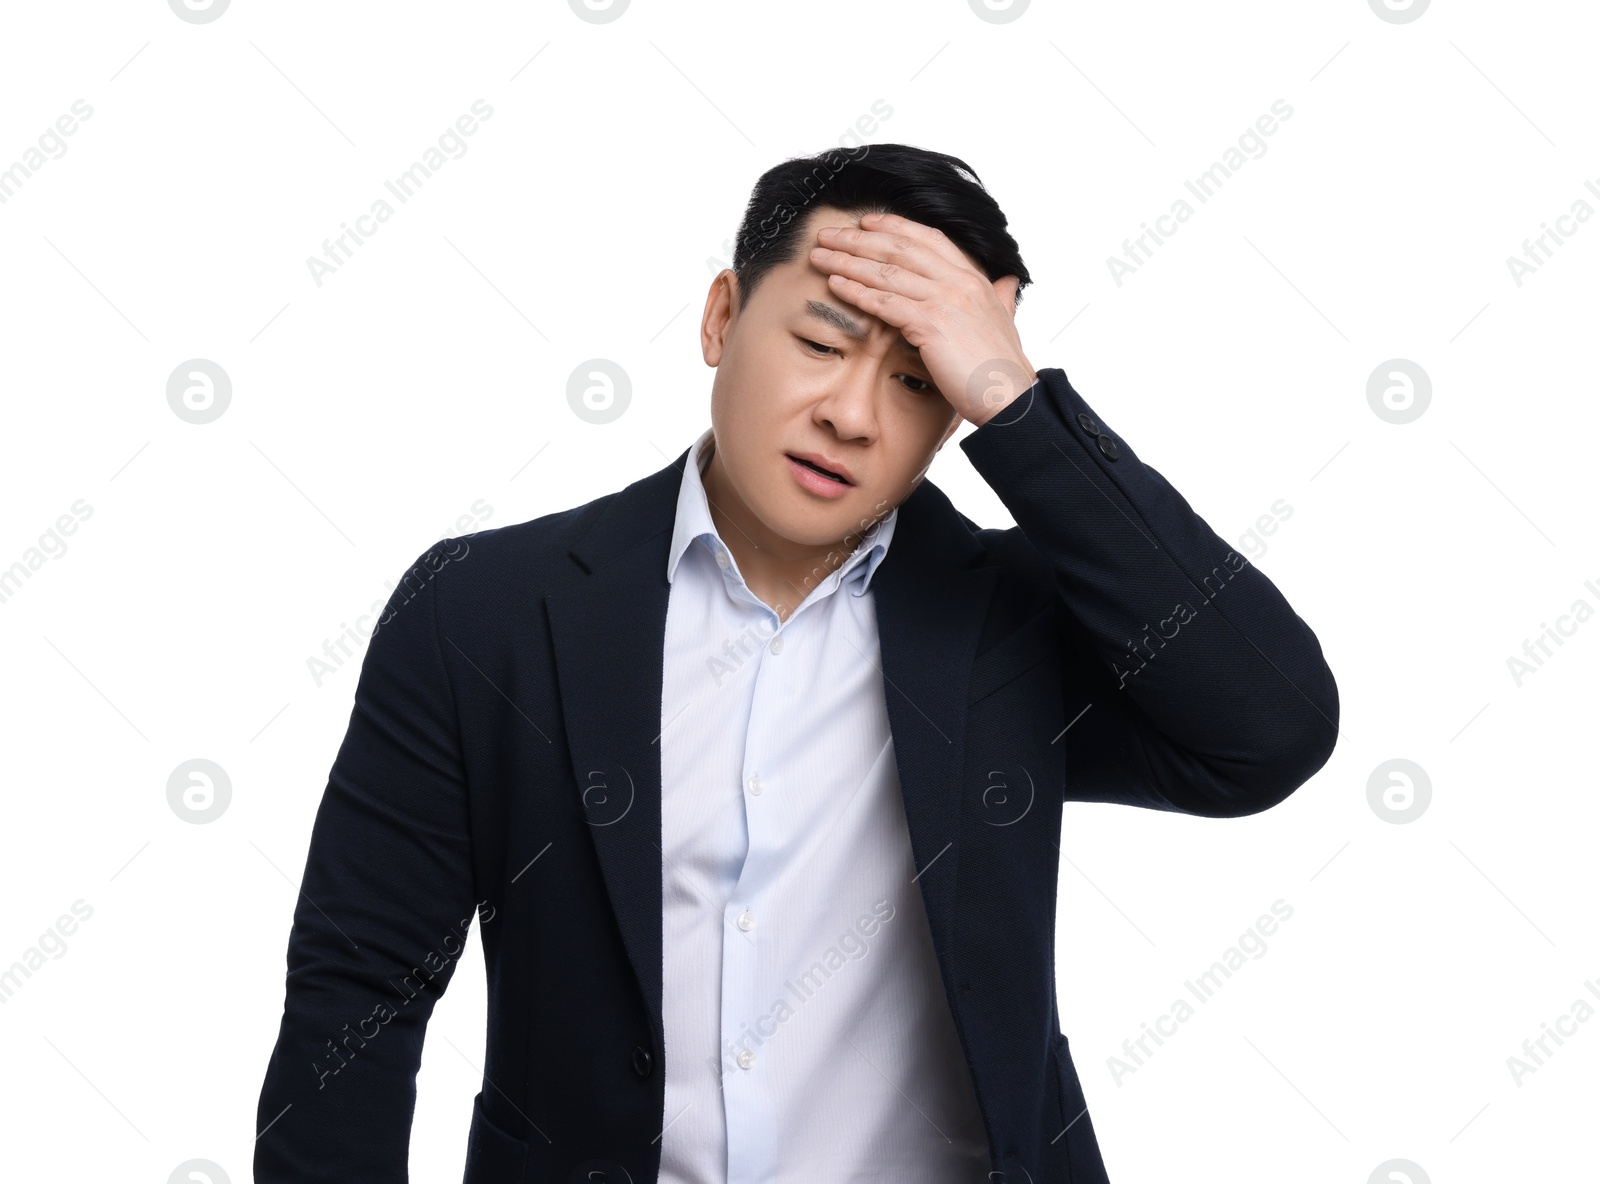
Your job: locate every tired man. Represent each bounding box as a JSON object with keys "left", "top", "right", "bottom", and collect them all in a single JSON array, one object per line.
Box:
[{"left": 255, "top": 142, "right": 1339, "bottom": 1184}]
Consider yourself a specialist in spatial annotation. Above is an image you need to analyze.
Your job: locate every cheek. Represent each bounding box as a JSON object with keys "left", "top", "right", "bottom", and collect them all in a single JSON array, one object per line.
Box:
[{"left": 889, "top": 406, "right": 950, "bottom": 462}]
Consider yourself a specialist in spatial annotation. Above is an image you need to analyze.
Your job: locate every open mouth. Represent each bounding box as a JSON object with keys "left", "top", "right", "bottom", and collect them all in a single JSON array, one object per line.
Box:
[{"left": 788, "top": 455, "right": 850, "bottom": 484}]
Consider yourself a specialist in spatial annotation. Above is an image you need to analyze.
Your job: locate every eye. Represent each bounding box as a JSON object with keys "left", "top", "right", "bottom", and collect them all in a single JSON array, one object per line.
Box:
[{"left": 798, "top": 335, "right": 936, "bottom": 395}]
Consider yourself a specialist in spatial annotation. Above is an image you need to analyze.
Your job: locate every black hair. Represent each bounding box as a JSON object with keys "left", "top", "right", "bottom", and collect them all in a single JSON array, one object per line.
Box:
[{"left": 730, "top": 142, "right": 1032, "bottom": 313}]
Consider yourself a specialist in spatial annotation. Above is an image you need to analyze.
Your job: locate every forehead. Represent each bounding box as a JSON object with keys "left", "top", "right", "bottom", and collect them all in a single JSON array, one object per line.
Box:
[
  {"left": 796, "top": 204, "right": 864, "bottom": 237},
  {"left": 761, "top": 206, "right": 866, "bottom": 284}
]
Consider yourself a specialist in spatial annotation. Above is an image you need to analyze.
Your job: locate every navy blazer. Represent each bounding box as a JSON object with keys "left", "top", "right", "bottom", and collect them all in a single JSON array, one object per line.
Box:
[{"left": 254, "top": 367, "right": 1339, "bottom": 1184}]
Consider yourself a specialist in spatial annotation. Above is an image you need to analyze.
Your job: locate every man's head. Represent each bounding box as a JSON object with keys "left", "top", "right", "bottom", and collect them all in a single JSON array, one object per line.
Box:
[{"left": 698, "top": 143, "right": 1032, "bottom": 565}]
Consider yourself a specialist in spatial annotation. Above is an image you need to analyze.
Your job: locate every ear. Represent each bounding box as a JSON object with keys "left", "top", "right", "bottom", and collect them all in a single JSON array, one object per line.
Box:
[
  {"left": 701, "top": 269, "right": 738, "bottom": 367},
  {"left": 993, "top": 275, "right": 1020, "bottom": 318}
]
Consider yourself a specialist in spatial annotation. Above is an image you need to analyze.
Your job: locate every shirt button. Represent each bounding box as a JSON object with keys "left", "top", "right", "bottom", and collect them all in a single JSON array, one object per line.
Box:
[
  {"left": 737, "top": 1049, "right": 756, "bottom": 1069},
  {"left": 769, "top": 634, "right": 784, "bottom": 654},
  {"left": 737, "top": 910, "right": 755, "bottom": 931},
  {"left": 747, "top": 774, "right": 762, "bottom": 795},
  {"left": 715, "top": 548, "right": 730, "bottom": 569}
]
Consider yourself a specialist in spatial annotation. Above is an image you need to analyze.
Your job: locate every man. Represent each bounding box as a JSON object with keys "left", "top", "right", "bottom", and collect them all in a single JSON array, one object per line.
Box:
[{"left": 254, "top": 143, "right": 1339, "bottom": 1183}]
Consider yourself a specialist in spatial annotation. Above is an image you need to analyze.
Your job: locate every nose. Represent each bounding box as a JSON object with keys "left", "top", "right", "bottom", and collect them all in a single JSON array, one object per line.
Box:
[{"left": 813, "top": 357, "right": 882, "bottom": 443}]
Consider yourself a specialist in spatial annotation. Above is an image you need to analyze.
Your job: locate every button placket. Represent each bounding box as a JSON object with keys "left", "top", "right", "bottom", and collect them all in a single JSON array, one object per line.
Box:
[{"left": 722, "top": 601, "right": 784, "bottom": 1146}]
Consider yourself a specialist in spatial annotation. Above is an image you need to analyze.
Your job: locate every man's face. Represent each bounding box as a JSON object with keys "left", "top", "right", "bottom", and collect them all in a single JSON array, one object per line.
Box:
[{"left": 699, "top": 206, "right": 966, "bottom": 554}]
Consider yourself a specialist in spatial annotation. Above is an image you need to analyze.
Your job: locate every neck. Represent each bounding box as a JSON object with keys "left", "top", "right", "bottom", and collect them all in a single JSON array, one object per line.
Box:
[{"left": 700, "top": 444, "right": 875, "bottom": 622}]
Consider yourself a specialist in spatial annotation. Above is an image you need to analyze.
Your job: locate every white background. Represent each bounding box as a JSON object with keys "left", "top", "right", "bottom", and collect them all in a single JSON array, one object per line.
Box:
[{"left": 0, "top": 0, "right": 1594, "bottom": 1180}]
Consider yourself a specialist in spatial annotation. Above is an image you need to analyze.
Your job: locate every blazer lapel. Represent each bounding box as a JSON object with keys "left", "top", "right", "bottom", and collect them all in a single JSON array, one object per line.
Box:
[
  {"left": 544, "top": 453, "right": 686, "bottom": 1040},
  {"left": 543, "top": 448, "right": 998, "bottom": 1047}
]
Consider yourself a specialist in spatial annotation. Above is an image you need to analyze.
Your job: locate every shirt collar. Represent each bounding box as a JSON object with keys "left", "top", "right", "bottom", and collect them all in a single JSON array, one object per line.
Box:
[{"left": 666, "top": 426, "right": 897, "bottom": 598}]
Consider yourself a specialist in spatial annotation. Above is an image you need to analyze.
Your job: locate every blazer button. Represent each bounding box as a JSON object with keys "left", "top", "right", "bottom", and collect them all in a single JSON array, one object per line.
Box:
[
  {"left": 1097, "top": 435, "right": 1120, "bottom": 460},
  {"left": 633, "top": 1046, "right": 654, "bottom": 1078},
  {"left": 1076, "top": 412, "right": 1099, "bottom": 436}
]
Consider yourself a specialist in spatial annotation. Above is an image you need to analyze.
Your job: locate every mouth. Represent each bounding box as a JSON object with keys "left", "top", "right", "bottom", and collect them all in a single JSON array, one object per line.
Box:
[{"left": 785, "top": 453, "right": 854, "bottom": 486}]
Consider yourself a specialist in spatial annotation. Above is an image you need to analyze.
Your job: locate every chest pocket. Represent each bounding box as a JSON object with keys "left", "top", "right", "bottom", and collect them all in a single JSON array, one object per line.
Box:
[{"left": 967, "top": 604, "right": 1057, "bottom": 705}]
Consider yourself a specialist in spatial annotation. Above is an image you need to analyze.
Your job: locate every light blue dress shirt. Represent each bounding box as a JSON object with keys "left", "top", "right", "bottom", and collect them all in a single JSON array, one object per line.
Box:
[{"left": 655, "top": 427, "right": 991, "bottom": 1183}]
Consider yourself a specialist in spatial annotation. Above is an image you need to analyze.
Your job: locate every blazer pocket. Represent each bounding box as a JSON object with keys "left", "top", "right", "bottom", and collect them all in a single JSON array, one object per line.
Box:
[
  {"left": 464, "top": 1089, "right": 529, "bottom": 1184},
  {"left": 967, "top": 606, "right": 1057, "bottom": 705}
]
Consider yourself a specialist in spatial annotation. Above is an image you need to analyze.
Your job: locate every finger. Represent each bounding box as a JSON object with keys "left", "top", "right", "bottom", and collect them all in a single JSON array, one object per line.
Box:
[
  {"left": 821, "top": 271, "right": 917, "bottom": 333},
  {"left": 855, "top": 211, "right": 978, "bottom": 274},
  {"left": 823, "top": 272, "right": 949, "bottom": 350},
  {"left": 808, "top": 245, "right": 937, "bottom": 301},
  {"left": 815, "top": 219, "right": 954, "bottom": 284}
]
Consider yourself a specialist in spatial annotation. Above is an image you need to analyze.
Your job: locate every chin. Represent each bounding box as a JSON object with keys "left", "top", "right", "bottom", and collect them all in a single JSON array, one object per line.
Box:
[{"left": 769, "top": 504, "right": 852, "bottom": 545}]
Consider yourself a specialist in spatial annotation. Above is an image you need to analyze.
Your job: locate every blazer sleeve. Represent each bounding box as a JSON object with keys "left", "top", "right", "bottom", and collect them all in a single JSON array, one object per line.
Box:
[
  {"left": 958, "top": 367, "right": 1339, "bottom": 818},
  {"left": 254, "top": 541, "right": 480, "bottom": 1182}
]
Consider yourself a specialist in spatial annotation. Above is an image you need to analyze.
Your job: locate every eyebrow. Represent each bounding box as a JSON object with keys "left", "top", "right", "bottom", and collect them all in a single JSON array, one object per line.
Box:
[{"left": 803, "top": 300, "right": 920, "bottom": 357}]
